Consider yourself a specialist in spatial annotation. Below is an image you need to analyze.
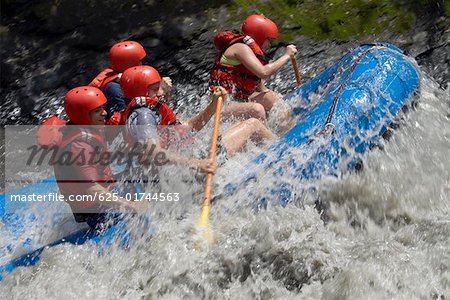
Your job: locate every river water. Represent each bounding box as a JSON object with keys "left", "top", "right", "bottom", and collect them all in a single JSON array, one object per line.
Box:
[{"left": 1, "top": 59, "right": 449, "bottom": 299}]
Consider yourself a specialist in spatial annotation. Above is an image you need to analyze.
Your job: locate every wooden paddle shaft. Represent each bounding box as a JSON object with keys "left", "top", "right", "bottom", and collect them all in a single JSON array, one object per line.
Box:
[
  {"left": 202, "top": 95, "right": 223, "bottom": 207},
  {"left": 291, "top": 56, "right": 302, "bottom": 86}
]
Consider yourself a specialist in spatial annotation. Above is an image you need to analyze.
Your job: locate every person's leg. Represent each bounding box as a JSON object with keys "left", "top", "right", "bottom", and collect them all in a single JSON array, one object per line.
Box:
[
  {"left": 221, "top": 118, "right": 277, "bottom": 156},
  {"left": 248, "top": 89, "right": 279, "bottom": 112},
  {"left": 267, "top": 100, "right": 296, "bottom": 135},
  {"left": 222, "top": 102, "right": 266, "bottom": 123}
]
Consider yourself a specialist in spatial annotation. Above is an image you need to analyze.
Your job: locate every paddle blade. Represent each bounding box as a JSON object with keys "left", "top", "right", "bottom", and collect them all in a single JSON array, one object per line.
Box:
[{"left": 197, "top": 205, "right": 213, "bottom": 242}]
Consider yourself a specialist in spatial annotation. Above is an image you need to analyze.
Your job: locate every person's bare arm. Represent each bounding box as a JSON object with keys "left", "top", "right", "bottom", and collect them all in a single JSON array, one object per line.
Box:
[
  {"left": 184, "top": 87, "right": 227, "bottom": 132},
  {"left": 183, "top": 97, "right": 217, "bottom": 132},
  {"left": 232, "top": 44, "right": 297, "bottom": 79}
]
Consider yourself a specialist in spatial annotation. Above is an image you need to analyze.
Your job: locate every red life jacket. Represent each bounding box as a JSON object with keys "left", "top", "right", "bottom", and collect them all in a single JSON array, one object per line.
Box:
[
  {"left": 88, "top": 68, "right": 120, "bottom": 91},
  {"left": 105, "top": 95, "right": 178, "bottom": 140},
  {"left": 209, "top": 31, "right": 270, "bottom": 100},
  {"left": 36, "top": 116, "right": 66, "bottom": 147},
  {"left": 38, "top": 116, "right": 114, "bottom": 196},
  {"left": 121, "top": 96, "right": 177, "bottom": 126},
  {"left": 37, "top": 116, "right": 107, "bottom": 150}
]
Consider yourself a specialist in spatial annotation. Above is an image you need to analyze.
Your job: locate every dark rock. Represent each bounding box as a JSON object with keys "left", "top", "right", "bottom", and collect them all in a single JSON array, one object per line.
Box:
[{"left": 415, "top": 29, "right": 450, "bottom": 89}]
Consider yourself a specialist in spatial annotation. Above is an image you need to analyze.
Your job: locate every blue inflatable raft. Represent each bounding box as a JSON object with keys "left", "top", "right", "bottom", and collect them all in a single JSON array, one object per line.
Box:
[
  {"left": 0, "top": 43, "right": 420, "bottom": 280},
  {"left": 224, "top": 43, "right": 419, "bottom": 206}
]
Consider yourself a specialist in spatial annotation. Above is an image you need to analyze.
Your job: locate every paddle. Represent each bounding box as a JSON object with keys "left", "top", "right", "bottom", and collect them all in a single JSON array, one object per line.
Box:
[
  {"left": 197, "top": 93, "right": 224, "bottom": 242},
  {"left": 267, "top": 42, "right": 302, "bottom": 86},
  {"left": 291, "top": 55, "right": 302, "bottom": 86}
]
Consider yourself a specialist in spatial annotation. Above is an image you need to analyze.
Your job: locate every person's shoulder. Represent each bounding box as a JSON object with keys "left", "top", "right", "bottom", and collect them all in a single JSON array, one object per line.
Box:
[
  {"left": 104, "top": 80, "right": 121, "bottom": 93},
  {"left": 128, "top": 107, "right": 159, "bottom": 126},
  {"left": 126, "top": 107, "right": 159, "bottom": 140},
  {"left": 231, "top": 42, "right": 251, "bottom": 50},
  {"left": 230, "top": 42, "right": 254, "bottom": 56}
]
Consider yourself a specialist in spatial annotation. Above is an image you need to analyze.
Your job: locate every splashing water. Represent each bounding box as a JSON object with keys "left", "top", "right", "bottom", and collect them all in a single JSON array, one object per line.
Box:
[{"left": 1, "top": 72, "right": 449, "bottom": 299}]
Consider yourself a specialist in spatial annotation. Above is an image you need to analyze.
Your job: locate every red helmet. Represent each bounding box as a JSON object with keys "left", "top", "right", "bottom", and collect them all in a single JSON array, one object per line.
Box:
[
  {"left": 120, "top": 65, "right": 161, "bottom": 99},
  {"left": 109, "top": 41, "right": 146, "bottom": 72},
  {"left": 241, "top": 15, "right": 278, "bottom": 47},
  {"left": 64, "top": 86, "right": 107, "bottom": 125}
]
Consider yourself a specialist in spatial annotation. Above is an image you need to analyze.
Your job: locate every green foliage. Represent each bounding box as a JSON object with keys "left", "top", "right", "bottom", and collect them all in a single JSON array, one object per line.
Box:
[
  {"left": 230, "top": 0, "right": 417, "bottom": 40},
  {"left": 445, "top": 0, "right": 450, "bottom": 16}
]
